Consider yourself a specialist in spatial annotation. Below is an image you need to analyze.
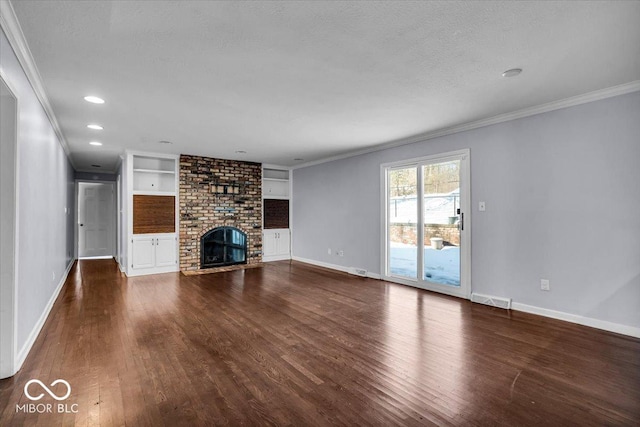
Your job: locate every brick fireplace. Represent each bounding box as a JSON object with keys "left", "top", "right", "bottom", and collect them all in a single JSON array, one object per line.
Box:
[{"left": 179, "top": 154, "right": 262, "bottom": 272}]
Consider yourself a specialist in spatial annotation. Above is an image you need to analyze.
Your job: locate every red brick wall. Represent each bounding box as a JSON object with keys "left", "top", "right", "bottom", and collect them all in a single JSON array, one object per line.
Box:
[{"left": 179, "top": 155, "right": 262, "bottom": 271}]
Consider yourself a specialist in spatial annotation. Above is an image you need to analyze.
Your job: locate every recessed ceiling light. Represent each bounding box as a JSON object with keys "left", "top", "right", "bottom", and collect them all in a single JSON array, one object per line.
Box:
[
  {"left": 235, "top": 150, "right": 247, "bottom": 154},
  {"left": 84, "top": 95, "right": 105, "bottom": 104},
  {"left": 87, "top": 124, "right": 103, "bottom": 130},
  {"left": 89, "top": 141, "right": 102, "bottom": 146},
  {"left": 91, "top": 164, "right": 101, "bottom": 168},
  {"left": 158, "top": 140, "right": 172, "bottom": 144},
  {"left": 501, "top": 68, "right": 522, "bottom": 78},
  {"left": 294, "top": 158, "right": 304, "bottom": 161}
]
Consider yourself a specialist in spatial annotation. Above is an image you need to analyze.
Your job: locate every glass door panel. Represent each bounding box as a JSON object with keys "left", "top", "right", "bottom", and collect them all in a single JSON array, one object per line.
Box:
[
  {"left": 422, "top": 160, "right": 461, "bottom": 286},
  {"left": 388, "top": 167, "right": 418, "bottom": 279}
]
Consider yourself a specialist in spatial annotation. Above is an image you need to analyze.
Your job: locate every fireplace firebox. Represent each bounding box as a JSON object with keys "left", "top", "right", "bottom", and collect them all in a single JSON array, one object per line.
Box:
[{"left": 200, "top": 226, "right": 247, "bottom": 269}]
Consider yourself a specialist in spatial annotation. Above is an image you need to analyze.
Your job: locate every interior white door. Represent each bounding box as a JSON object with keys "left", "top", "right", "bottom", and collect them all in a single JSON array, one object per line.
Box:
[{"left": 78, "top": 182, "right": 114, "bottom": 258}]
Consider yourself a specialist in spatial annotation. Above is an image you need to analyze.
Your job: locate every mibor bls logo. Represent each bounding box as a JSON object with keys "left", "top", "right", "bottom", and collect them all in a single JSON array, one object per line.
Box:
[{"left": 16, "top": 379, "right": 79, "bottom": 414}]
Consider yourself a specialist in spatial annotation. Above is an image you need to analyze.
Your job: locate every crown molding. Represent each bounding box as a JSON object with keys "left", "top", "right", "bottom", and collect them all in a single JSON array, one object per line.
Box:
[
  {"left": 292, "top": 80, "right": 640, "bottom": 170},
  {"left": 0, "top": 0, "right": 76, "bottom": 169}
]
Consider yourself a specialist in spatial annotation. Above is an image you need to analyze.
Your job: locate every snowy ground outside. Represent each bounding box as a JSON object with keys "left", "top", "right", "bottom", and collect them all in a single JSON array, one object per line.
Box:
[{"left": 389, "top": 242, "right": 460, "bottom": 286}]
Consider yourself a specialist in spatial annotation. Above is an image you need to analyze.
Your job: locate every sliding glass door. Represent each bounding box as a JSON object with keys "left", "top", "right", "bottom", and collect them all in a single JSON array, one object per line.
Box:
[{"left": 383, "top": 150, "right": 470, "bottom": 298}]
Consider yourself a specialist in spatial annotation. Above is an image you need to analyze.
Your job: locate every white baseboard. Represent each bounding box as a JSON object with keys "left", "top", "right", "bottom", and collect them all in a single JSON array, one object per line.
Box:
[
  {"left": 290, "top": 257, "right": 638, "bottom": 338},
  {"left": 511, "top": 302, "right": 640, "bottom": 339},
  {"left": 292, "top": 256, "right": 381, "bottom": 279},
  {"left": 125, "top": 265, "right": 179, "bottom": 277},
  {"left": 79, "top": 255, "right": 113, "bottom": 260},
  {"left": 15, "top": 259, "right": 75, "bottom": 372},
  {"left": 262, "top": 255, "right": 292, "bottom": 262}
]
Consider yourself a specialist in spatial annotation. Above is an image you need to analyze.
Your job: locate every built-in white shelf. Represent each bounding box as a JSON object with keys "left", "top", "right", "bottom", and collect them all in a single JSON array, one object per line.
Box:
[
  {"left": 123, "top": 151, "right": 180, "bottom": 277},
  {"left": 133, "top": 168, "right": 175, "bottom": 175},
  {"left": 263, "top": 169, "right": 289, "bottom": 180},
  {"left": 263, "top": 167, "right": 290, "bottom": 198},
  {"left": 132, "top": 155, "right": 177, "bottom": 194}
]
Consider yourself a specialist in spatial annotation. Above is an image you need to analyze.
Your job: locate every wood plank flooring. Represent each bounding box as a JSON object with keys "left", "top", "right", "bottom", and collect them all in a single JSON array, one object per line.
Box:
[{"left": 1, "top": 259, "right": 639, "bottom": 426}]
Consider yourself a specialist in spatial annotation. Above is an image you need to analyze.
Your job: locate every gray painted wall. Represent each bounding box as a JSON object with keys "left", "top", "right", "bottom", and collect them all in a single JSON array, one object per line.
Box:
[
  {"left": 1, "top": 29, "right": 75, "bottom": 354},
  {"left": 292, "top": 91, "right": 640, "bottom": 329}
]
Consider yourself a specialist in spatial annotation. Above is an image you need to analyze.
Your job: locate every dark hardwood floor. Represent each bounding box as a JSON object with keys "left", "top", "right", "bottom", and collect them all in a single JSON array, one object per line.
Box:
[{"left": 1, "top": 259, "right": 639, "bottom": 426}]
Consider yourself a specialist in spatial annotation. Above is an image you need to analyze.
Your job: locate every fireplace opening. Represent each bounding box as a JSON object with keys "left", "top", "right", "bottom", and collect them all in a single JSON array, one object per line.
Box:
[{"left": 201, "top": 226, "right": 247, "bottom": 269}]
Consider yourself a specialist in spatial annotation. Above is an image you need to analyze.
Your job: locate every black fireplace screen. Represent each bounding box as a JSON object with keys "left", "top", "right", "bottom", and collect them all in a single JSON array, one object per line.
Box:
[{"left": 201, "top": 227, "right": 247, "bottom": 269}]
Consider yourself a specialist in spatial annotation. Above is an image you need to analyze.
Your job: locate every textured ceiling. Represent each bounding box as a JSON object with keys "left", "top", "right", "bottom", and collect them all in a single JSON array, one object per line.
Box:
[{"left": 9, "top": 0, "right": 640, "bottom": 172}]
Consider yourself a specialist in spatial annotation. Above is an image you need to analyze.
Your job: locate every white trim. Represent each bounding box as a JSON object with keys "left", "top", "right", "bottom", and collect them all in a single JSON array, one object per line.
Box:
[
  {"left": 0, "top": 0, "right": 76, "bottom": 170},
  {"left": 126, "top": 149, "right": 180, "bottom": 160},
  {"left": 292, "top": 81, "right": 640, "bottom": 170},
  {"left": 290, "top": 257, "right": 640, "bottom": 338},
  {"left": 125, "top": 264, "right": 180, "bottom": 277},
  {"left": 511, "top": 302, "right": 640, "bottom": 339},
  {"left": 379, "top": 149, "right": 472, "bottom": 170},
  {"left": 79, "top": 255, "right": 114, "bottom": 260},
  {"left": 292, "top": 256, "right": 381, "bottom": 280},
  {"left": 262, "top": 163, "right": 292, "bottom": 171},
  {"left": 263, "top": 254, "right": 292, "bottom": 262},
  {"left": 383, "top": 275, "right": 467, "bottom": 299},
  {"left": 379, "top": 164, "right": 387, "bottom": 286},
  {"left": 15, "top": 259, "right": 74, "bottom": 372},
  {"left": 0, "top": 70, "right": 19, "bottom": 379}
]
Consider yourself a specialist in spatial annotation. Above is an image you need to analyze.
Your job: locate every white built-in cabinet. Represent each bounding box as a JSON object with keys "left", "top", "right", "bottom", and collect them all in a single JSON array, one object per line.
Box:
[
  {"left": 132, "top": 234, "right": 177, "bottom": 269},
  {"left": 120, "top": 151, "right": 180, "bottom": 276},
  {"left": 262, "top": 167, "right": 291, "bottom": 262},
  {"left": 262, "top": 229, "right": 291, "bottom": 261}
]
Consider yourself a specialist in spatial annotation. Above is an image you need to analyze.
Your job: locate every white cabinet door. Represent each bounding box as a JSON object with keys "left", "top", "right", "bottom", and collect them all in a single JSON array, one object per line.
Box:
[
  {"left": 276, "top": 229, "right": 291, "bottom": 256},
  {"left": 132, "top": 237, "right": 155, "bottom": 269},
  {"left": 155, "top": 236, "right": 177, "bottom": 267},
  {"left": 263, "top": 231, "right": 278, "bottom": 257},
  {"left": 262, "top": 229, "right": 290, "bottom": 261}
]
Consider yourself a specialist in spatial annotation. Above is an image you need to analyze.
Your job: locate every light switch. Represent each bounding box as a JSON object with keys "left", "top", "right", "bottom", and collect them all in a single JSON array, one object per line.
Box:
[{"left": 479, "top": 201, "right": 486, "bottom": 211}]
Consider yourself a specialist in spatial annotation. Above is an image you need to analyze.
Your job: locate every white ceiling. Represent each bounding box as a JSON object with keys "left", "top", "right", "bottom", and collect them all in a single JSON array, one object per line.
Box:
[{"left": 8, "top": 0, "right": 640, "bottom": 172}]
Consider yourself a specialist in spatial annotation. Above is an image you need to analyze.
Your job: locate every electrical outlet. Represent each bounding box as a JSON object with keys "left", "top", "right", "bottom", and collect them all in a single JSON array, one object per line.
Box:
[
  {"left": 338, "top": 250, "right": 344, "bottom": 257},
  {"left": 541, "top": 279, "right": 550, "bottom": 291},
  {"left": 327, "top": 248, "right": 332, "bottom": 255}
]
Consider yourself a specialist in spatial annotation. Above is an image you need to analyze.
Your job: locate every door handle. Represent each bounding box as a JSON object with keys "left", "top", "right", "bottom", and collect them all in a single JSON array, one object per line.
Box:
[
  {"left": 79, "top": 224, "right": 84, "bottom": 226},
  {"left": 460, "top": 213, "right": 464, "bottom": 231}
]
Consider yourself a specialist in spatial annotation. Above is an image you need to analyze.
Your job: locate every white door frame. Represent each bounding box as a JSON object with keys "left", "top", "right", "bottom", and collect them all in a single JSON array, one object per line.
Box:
[
  {"left": 0, "top": 71, "right": 20, "bottom": 378},
  {"left": 75, "top": 180, "right": 117, "bottom": 259},
  {"left": 380, "top": 149, "right": 471, "bottom": 299}
]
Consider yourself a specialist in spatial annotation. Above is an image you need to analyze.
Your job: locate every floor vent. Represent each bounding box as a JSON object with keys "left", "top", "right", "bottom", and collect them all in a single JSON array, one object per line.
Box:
[
  {"left": 471, "top": 293, "right": 511, "bottom": 310},
  {"left": 349, "top": 267, "right": 367, "bottom": 277}
]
